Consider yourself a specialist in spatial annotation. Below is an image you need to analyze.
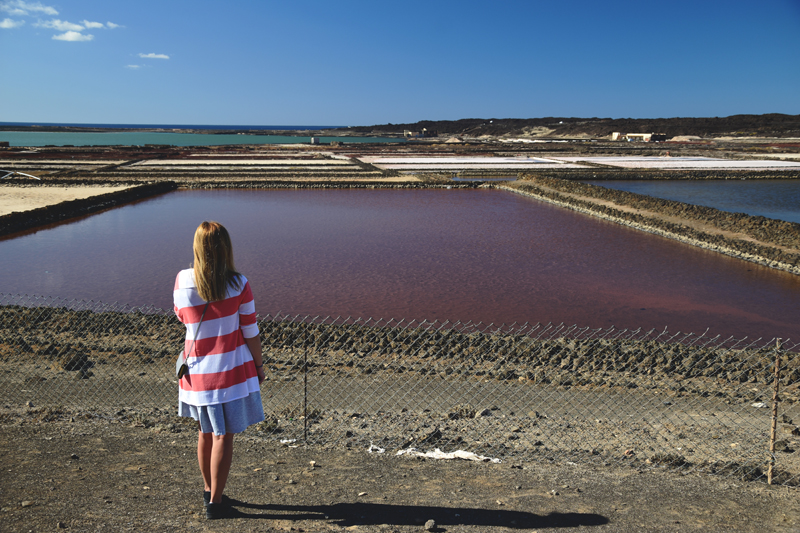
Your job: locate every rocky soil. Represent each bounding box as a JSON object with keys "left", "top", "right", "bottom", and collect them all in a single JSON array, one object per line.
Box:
[
  {"left": 2, "top": 403, "right": 800, "bottom": 532},
  {"left": 3, "top": 305, "right": 798, "bottom": 404},
  {"left": 2, "top": 304, "right": 799, "bottom": 489}
]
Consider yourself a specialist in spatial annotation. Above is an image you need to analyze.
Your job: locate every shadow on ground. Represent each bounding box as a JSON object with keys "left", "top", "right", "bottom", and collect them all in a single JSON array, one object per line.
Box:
[{"left": 224, "top": 498, "right": 609, "bottom": 529}]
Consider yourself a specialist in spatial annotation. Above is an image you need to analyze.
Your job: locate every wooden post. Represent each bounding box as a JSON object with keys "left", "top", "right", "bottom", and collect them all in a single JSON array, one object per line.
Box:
[{"left": 768, "top": 338, "right": 782, "bottom": 485}]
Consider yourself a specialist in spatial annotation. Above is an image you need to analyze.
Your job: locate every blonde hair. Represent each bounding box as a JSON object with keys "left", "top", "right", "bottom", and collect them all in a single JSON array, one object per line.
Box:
[{"left": 192, "top": 221, "right": 242, "bottom": 302}]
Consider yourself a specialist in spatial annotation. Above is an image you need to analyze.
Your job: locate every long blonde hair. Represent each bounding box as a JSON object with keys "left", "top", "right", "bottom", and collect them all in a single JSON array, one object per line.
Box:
[{"left": 192, "top": 221, "right": 242, "bottom": 302}]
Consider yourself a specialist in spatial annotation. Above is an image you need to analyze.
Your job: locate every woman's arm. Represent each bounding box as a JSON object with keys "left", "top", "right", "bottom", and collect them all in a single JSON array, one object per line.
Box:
[
  {"left": 244, "top": 334, "right": 266, "bottom": 384},
  {"left": 237, "top": 279, "right": 264, "bottom": 383}
]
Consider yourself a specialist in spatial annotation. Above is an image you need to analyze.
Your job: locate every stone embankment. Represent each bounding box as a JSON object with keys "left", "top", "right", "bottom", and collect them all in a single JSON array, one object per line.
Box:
[
  {"left": 0, "top": 182, "right": 177, "bottom": 237},
  {"left": 1, "top": 305, "right": 797, "bottom": 405},
  {"left": 502, "top": 176, "right": 800, "bottom": 275},
  {"left": 3, "top": 305, "right": 798, "bottom": 483},
  {"left": 529, "top": 168, "right": 800, "bottom": 181}
]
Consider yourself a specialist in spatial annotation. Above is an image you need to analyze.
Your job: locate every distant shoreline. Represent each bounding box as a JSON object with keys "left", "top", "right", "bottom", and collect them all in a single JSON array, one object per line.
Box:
[
  {"left": 0, "top": 124, "right": 395, "bottom": 138},
  {"left": 0, "top": 122, "right": 345, "bottom": 133},
  {"left": 4, "top": 113, "right": 799, "bottom": 139}
]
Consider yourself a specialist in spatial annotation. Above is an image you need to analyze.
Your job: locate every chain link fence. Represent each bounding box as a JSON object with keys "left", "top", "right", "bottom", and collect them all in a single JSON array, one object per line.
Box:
[{"left": 1, "top": 293, "right": 798, "bottom": 486}]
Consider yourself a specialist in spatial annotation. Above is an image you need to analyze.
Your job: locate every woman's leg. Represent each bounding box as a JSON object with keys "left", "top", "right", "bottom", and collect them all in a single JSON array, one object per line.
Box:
[
  {"left": 197, "top": 429, "right": 213, "bottom": 493},
  {"left": 209, "top": 433, "right": 235, "bottom": 503},
  {"left": 198, "top": 429, "right": 235, "bottom": 503}
]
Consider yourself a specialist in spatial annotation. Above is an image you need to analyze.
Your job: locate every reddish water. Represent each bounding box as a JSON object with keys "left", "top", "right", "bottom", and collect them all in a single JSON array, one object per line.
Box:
[{"left": 1, "top": 189, "right": 798, "bottom": 340}]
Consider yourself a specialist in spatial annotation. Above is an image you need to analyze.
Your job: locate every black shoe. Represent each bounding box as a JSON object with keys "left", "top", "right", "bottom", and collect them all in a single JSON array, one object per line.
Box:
[
  {"left": 206, "top": 502, "right": 229, "bottom": 520},
  {"left": 203, "top": 491, "right": 211, "bottom": 506}
]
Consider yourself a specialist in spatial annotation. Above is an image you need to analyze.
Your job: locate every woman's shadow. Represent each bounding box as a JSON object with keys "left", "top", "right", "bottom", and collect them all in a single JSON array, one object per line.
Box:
[{"left": 222, "top": 497, "right": 609, "bottom": 529}]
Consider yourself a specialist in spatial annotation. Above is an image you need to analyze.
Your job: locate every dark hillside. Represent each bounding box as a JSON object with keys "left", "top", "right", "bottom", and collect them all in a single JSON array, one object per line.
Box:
[{"left": 347, "top": 114, "right": 800, "bottom": 138}]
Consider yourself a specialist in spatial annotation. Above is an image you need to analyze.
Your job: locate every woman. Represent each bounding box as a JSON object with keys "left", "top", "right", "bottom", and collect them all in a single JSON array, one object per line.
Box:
[{"left": 174, "top": 221, "right": 266, "bottom": 519}]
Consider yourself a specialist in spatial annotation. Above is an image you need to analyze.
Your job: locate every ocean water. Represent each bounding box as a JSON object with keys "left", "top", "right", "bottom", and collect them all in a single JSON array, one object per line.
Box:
[
  {"left": 0, "top": 123, "right": 403, "bottom": 147},
  {"left": 583, "top": 179, "right": 800, "bottom": 224},
  {"left": 0, "top": 122, "right": 342, "bottom": 130}
]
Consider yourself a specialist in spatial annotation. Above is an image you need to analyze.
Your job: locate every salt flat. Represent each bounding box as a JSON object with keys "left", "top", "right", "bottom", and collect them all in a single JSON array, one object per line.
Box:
[
  {"left": 362, "top": 156, "right": 563, "bottom": 164},
  {"left": 0, "top": 185, "right": 130, "bottom": 216},
  {"left": 362, "top": 155, "right": 588, "bottom": 170},
  {"left": 380, "top": 163, "right": 586, "bottom": 170},
  {"left": 553, "top": 156, "right": 800, "bottom": 169},
  {"left": 132, "top": 159, "right": 353, "bottom": 166}
]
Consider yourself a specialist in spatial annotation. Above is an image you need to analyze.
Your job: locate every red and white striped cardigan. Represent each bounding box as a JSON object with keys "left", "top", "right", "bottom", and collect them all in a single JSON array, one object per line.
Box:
[{"left": 173, "top": 269, "right": 260, "bottom": 406}]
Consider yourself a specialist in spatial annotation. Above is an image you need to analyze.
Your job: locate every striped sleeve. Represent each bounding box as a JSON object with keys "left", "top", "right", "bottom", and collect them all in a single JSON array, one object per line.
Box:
[{"left": 238, "top": 280, "right": 259, "bottom": 339}]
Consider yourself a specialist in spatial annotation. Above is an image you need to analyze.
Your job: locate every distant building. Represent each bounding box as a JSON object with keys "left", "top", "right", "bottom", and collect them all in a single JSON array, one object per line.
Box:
[
  {"left": 404, "top": 128, "right": 432, "bottom": 138},
  {"left": 310, "top": 137, "right": 320, "bottom": 144},
  {"left": 611, "top": 132, "right": 667, "bottom": 142}
]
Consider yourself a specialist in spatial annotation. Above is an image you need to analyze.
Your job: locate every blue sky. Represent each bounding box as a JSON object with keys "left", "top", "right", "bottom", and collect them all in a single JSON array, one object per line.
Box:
[{"left": 1, "top": 0, "right": 799, "bottom": 126}]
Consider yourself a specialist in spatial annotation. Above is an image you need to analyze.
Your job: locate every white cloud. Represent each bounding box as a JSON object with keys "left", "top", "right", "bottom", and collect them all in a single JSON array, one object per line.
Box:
[
  {"left": 52, "top": 30, "right": 93, "bottom": 41},
  {"left": 139, "top": 53, "right": 169, "bottom": 59},
  {"left": 36, "top": 18, "right": 84, "bottom": 31},
  {"left": 1, "top": 2, "right": 120, "bottom": 42},
  {"left": 0, "top": 1, "right": 58, "bottom": 16},
  {"left": 125, "top": 64, "right": 142, "bottom": 69},
  {"left": 0, "top": 17, "right": 23, "bottom": 27}
]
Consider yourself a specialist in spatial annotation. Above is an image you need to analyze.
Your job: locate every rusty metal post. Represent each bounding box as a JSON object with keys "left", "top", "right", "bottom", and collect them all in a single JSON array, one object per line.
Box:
[{"left": 768, "top": 338, "right": 782, "bottom": 485}]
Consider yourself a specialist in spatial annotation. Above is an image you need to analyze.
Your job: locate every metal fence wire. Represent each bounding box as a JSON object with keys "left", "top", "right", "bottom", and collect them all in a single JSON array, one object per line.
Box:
[{"left": 1, "top": 293, "right": 799, "bottom": 486}]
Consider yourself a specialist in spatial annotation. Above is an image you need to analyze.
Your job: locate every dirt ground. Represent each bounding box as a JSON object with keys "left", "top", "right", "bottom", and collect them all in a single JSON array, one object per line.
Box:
[
  {"left": 0, "top": 185, "right": 130, "bottom": 216},
  {"left": 1, "top": 407, "right": 798, "bottom": 533}
]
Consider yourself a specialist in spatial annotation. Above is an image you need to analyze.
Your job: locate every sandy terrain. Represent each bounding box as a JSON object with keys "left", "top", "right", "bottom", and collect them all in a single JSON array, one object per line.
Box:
[{"left": 0, "top": 185, "right": 130, "bottom": 216}]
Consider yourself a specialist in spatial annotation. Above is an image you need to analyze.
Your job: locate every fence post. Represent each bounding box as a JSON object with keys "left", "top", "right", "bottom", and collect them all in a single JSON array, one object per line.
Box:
[
  {"left": 303, "top": 346, "right": 308, "bottom": 444},
  {"left": 768, "top": 338, "right": 782, "bottom": 485}
]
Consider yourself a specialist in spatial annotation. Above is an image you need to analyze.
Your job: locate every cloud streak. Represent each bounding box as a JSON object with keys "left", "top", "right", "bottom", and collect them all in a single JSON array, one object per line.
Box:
[
  {"left": 52, "top": 30, "right": 93, "bottom": 41},
  {"left": 36, "top": 18, "right": 82, "bottom": 31},
  {"left": 81, "top": 19, "right": 104, "bottom": 29},
  {"left": 0, "top": 1, "right": 58, "bottom": 16},
  {"left": 139, "top": 53, "right": 169, "bottom": 59}
]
